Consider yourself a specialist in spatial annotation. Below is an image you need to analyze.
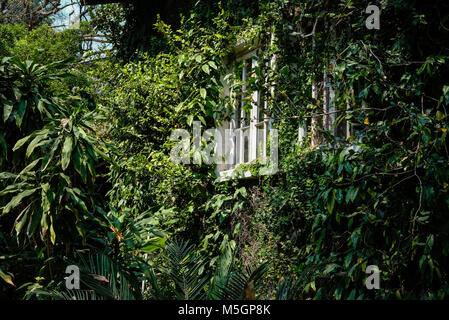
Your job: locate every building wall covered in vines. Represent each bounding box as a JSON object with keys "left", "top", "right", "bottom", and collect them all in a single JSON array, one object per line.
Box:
[{"left": 91, "top": 0, "right": 449, "bottom": 299}]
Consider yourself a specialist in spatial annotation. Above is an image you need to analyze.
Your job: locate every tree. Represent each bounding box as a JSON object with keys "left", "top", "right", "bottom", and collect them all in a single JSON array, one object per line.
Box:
[{"left": 0, "top": 0, "right": 87, "bottom": 30}]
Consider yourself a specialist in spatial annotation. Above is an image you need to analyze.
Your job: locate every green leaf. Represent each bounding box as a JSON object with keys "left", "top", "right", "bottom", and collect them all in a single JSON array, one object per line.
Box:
[
  {"left": 0, "top": 172, "right": 17, "bottom": 180},
  {"left": 13, "top": 134, "right": 33, "bottom": 151},
  {"left": 323, "top": 263, "right": 340, "bottom": 275},
  {"left": 61, "top": 136, "right": 74, "bottom": 170},
  {"left": 41, "top": 183, "right": 53, "bottom": 215},
  {"left": 0, "top": 268, "right": 14, "bottom": 287},
  {"left": 50, "top": 217, "right": 56, "bottom": 245},
  {"left": 15, "top": 100, "right": 27, "bottom": 128},
  {"left": 2, "top": 188, "right": 38, "bottom": 215},
  {"left": 200, "top": 88, "right": 207, "bottom": 99},
  {"left": 37, "top": 99, "right": 45, "bottom": 114},
  {"left": 65, "top": 188, "right": 88, "bottom": 212},
  {"left": 0, "top": 183, "right": 29, "bottom": 197},
  {"left": 426, "top": 234, "right": 434, "bottom": 251},
  {"left": 27, "top": 209, "right": 43, "bottom": 237},
  {"left": 41, "top": 212, "right": 48, "bottom": 233},
  {"left": 17, "top": 158, "right": 41, "bottom": 177},
  {"left": 15, "top": 207, "right": 30, "bottom": 234},
  {"left": 327, "top": 196, "right": 335, "bottom": 214},
  {"left": 202, "top": 64, "right": 210, "bottom": 75},
  {"left": 345, "top": 186, "right": 353, "bottom": 204},
  {"left": 12, "top": 86, "right": 22, "bottom": 101},
  {"left": 2, "top": 100, "right": 13, "bottom": 122},
  {"left": 41, "top": 138, "right": 60, "bottom": 171},
  {"left": 26, "top": 134, "right": 49, "bottom": 158},
  {"left": 350, "top": 187, "right": 359, "bottom": 202},
  {"left": 141, "top": 237, "right": 167, "bottom": 253},
  {"left": 339, "top": 149, "right": 347, "bottom": 164},
  {"left": 208, "top": 61, "right": 218, "bottom": 70},
  {"left": 198, "top": 115, "right": 206, "bottom": 125},
  {"left": 443, "top": 85, "right": 449, "bottom": 104}
]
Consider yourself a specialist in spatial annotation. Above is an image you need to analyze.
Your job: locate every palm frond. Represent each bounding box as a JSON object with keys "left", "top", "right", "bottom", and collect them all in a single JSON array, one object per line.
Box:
[
  {"left": 276, "top": 277, "right": 301, "bottom": 300},
  {"left": 165, "top": 239, "right": 210, "bottom": 300},
  {"left": 215, "top": 262, "right": 270, "bottom": 300}
]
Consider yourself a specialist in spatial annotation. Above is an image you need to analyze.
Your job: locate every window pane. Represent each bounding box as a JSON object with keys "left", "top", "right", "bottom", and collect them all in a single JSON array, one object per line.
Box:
[
  {"left": 258, "top": 103, "right": 264, "bottom": 122},
  {"left": 244, "top": 134, "right": 249, "bottom": 163},
  {"left": 235, "top": 130, "right": 240, "bottom": 165},
  {"left": 256, "top": 124, "right": 265, "bottom": 159},
  {"left": 235, "top": 100, "right": 241, "bottom": 128}
]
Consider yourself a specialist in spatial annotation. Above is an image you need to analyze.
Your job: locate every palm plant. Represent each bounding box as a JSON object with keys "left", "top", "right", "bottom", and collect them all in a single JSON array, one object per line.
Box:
[
  {"left": 275, "top": 277, "right": 301, "bottom": 300},
  {"left": 31, "top": 253, "right": 141, "bottom": 300},
  {"left": 163, "top": 239, "right": 211, "bottom": 300},
  {"left": 146, "top": 239, "right": 270, "bottom": 300}
]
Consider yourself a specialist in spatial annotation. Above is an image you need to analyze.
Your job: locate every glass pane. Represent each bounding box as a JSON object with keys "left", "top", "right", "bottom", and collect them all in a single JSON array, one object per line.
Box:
[
  {"left": 244, "top": 134, "right": 249, "bottom": 163},
  {"left": 235, "top": 130, "right": 240, "bottom": 165},
  {"left": 258, "top": 103, "right": 264, "bottom": 122},
  {"left": 235, "top": 101, "right": 241, "bottom": 128},
  {"left": 256, "top": 124, "right": 266, "bottom": 159}
]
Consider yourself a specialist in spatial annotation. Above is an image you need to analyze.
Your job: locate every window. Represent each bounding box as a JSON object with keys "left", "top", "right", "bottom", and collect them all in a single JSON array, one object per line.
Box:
[
  {"left": 304, "top": 67, "right": 353, "bottom": 148},
  {"left": 323, "top": 72, "right": 354, "bottom": 142},
  {"left": 216, "top": 47, "right": 275, "bottom": 179}
]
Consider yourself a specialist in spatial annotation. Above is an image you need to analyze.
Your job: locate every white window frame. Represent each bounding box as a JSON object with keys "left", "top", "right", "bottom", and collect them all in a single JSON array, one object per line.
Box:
[
  {"left": 322, "top": 67, "right": 362, "bottom": 153},
  {"left": 216, "top": 46, "right": 275, "bottom": 180}
]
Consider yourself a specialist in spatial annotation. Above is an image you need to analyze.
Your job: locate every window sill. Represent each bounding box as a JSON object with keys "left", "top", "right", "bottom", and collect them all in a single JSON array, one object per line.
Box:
[{"left": 216, "top": 161, "right": 278, "bottom": 182}]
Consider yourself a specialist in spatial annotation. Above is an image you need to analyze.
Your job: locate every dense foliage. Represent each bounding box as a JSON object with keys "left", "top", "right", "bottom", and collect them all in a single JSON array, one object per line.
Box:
[{"left": 1, "top": 0, "right": 449, "bottom": 300}]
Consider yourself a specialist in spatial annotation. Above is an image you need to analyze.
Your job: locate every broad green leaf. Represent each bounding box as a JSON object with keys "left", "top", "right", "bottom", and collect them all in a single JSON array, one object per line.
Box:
[
  {"left": 15, "top": 100, "right": 27, "bottom": 128},
  {"left": 13, "top": 134, "right": 33, "bottom": 151},
  {"left": 93, "top": 146, "right": 110, "bottom": 162},
  {"left": 66, "top": 188, "right": 88, "bottom": 212},
  {"left": 37, "top": 99, "right": 45, "bottom": 114},
  {"left": 141, "top": 237, "right": 167, "bottom": 253},
  {"left": 59, "top": 173, "right": 72, "bottom": 186},
  {"left": 86, "top": 145, "right": 98, "bottom": 163},
  {"left": 73, "top": 146, "right": 82, "bottom": 175},
  {"left": 61, "top": 136, "right": 74, "bottom": 170},
  {"left": 443, "top": 85, "right": 449, "bottom": 104},
  {"left": 0, "top": 183, "right": 30, "bottom": 196},
  {"left": 41, "top": 138, "right": 60, "bottom": 171},
  {"left": 12, "top": 86, "right": 22, "bottom": 101},
  {"left": 27, "top": 209, "right": 43, "bottom": 237},
  {"left": 41, "top": 183, "right": 53, "bottom": 215},
  {"left": 87, "top": 158, "right": 95, "bottom": 181},
  {"left": 436, "top": 111, "right": 445, "bottom": 121},
  {"left": 50, "top": 216, "right": 56, "bottom": 245},
  {"left": 327, "top": 196, "right": 335, "bottom": 214},
  {"left": 41, "top": 212, "right": 48, "bottom": 233},
  {"left": 324, "top": 263, "right": 340, "bottom": 275},
  {"left": 339, "top": 149, "right": 347, "bottom": 164},
  {"left": 17, "top": 158, "right": 41, "bottom": 177},
  {"left": 2, "top": 100, "right": 13, "bottom": 122},
  {"left": 202, "top": 64, "right": 210, "bottom": 75},
  {"left": 26, "top": 134, "right": 49, "bottom": 158},
  {"left": 15, "top": 207, "right": 30, "bottom": 234},
  {"left": 200, "top": 88, "right": 207, "bottom": 99},
  {"left": 208, "top": 61, "right": 218, "bottom": 69},
  {"left": 0, "top": 172, "right": 17, "bottom": 179},
  {"left": 350, "top": 187, "right": 359, "bottom": 202},
  {"left": 2, "top": 188, "right": 38, "bottom": 215}
]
